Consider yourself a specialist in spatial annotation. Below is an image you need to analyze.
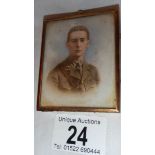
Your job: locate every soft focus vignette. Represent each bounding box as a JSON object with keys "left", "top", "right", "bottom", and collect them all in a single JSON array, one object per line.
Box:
[{"left": 40, "top": 14, "right": 116, "bottom": 108}]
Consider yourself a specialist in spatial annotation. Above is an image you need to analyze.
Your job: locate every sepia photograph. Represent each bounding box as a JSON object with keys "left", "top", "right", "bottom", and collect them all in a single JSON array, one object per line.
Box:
[{"left": 37, "top": 5, "right": 120, "bottom": 112}]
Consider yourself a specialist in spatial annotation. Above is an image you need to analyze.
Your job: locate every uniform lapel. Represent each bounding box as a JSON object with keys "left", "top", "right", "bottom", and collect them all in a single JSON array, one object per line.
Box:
[
  {"left": 61, "top": 58, "right": 90, "bottom": 86},
  {"left": 60, "top": 58, "right": 81, "bottom": 88},
  {"left": 81, "top": 62, "right": 90, "bottom": 82},
  {"left": 69, "top": 69, "right": 81, "bottom": 79}
]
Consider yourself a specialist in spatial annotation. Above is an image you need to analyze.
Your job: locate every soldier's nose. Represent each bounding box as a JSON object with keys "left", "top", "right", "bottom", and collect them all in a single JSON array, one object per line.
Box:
[{"left": 76, "top": 41, "right": 81, "bottom": 47}]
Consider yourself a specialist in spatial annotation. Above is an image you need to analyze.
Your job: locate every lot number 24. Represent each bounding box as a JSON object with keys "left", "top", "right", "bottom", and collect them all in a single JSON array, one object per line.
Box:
[{"left": 66, "top": 126, "right": 88, "bottom": 146}]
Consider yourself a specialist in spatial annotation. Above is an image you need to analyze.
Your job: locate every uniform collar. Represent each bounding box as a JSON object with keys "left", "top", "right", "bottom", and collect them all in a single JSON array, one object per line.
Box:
[{"left": 62, "top": 57, "right": 90, "bottom": 80}]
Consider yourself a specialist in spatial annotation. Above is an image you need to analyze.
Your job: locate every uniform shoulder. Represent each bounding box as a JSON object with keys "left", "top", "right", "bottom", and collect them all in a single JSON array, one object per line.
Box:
[
  {"left": 86, "top": 63, "right": 100, "bottom": 82},
  {"left": 87, "top": 63, "right": 98, "bottom": 71},
  {"left": 50, "top": 59, "right": 66, "bottom": 73},
  {"left": 47, "top": 61, "right": 66, "bottom": 86}
]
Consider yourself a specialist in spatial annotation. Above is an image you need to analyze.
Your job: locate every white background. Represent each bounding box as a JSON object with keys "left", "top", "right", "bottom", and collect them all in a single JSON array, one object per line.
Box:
[
  {"left": 51, "top": 114, "right": 107, "bottom": 155},
  {"left": 0, "top": 0, "right": 155, "bottom": 155}
]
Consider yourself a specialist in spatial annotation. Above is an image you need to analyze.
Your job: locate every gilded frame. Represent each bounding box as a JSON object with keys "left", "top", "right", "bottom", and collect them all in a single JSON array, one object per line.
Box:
[{"left": 37, "top": 5, "right": 120, "bottom": 112}]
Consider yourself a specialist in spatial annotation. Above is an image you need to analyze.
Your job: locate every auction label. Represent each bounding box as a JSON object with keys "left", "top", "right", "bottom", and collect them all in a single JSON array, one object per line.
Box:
[{"left": 51, "top": 114, "right": 107, "bottom": 155}]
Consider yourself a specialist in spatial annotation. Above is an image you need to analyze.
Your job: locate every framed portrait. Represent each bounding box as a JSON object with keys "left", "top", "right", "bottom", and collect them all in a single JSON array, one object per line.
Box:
[{"left": 37, "top": 5, "right": 120, "bottom": 112}]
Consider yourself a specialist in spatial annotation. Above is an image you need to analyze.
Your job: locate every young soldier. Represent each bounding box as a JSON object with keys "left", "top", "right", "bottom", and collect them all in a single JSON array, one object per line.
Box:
[{"left": 47, "top": 25, "right": 100, "bottom": 92}]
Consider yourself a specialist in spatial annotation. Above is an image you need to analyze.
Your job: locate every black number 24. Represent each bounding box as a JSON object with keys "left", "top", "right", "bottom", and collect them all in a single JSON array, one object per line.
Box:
[{"left": 66, "top": 126, "right": 88, "bottom": 146}]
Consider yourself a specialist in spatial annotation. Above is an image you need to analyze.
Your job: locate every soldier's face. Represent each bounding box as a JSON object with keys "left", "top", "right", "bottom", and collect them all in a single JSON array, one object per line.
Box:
[{"left": 66, "top": 31, "right": 89, "bottom": 58}]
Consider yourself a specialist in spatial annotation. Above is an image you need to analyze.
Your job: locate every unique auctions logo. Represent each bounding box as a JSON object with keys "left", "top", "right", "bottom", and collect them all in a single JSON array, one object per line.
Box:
[{"left": 58, "top": 116, "right": 100, "bottom": 125}]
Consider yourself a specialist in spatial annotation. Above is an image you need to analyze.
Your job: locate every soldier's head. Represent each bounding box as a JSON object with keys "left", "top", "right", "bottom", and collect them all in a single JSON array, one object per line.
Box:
[{"left": 66, "top": 25, "right": 89, "bottom": 59}]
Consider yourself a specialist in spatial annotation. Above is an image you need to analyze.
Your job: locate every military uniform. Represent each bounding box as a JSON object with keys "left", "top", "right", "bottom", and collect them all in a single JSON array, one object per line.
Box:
[{"left": 47, "top": 57, "right": 100, "bottom": 93}]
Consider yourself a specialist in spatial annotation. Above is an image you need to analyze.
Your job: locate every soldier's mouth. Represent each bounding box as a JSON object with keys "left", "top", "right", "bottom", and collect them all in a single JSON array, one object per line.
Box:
[{"left": 74, "top": 50, "right": 81, "bottom": 52}]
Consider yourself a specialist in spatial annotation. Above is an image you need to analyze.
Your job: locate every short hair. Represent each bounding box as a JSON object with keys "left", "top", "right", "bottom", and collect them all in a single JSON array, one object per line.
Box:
[{"left": 67, "top": 25, "right": 89, "bottom": 42}]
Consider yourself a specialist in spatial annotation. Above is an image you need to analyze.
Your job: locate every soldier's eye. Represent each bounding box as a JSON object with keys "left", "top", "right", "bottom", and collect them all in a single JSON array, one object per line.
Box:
[
  {"left": 71, "top": 39, "right": 78, "bottom": 43},
  {"left": 80, "top": 38, "right": 85, "bottom": 42}
]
